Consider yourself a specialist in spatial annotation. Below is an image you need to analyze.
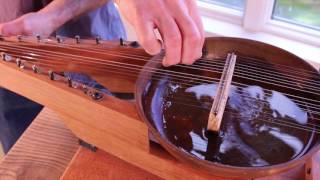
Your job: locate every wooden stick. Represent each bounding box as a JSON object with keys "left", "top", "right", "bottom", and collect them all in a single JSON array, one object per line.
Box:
[{"left": 207, "top": 53, "right": 237, "bottom": 132}]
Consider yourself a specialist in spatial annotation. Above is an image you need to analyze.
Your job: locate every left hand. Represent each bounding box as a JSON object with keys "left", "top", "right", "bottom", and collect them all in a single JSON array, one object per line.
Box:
[{"left": 0, "top": 12, "right": 58, "bottom": 36}]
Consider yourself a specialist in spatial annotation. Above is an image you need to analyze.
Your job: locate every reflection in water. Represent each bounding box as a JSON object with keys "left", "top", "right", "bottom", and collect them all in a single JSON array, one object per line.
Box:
[{"left": 155, "top": 82, "right": 312, "bottom": 167}]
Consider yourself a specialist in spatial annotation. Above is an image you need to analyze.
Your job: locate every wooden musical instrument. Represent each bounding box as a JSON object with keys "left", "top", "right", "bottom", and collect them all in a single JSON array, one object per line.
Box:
[{"left": 0, "top": 35, "right": 319, "bottom": 179}]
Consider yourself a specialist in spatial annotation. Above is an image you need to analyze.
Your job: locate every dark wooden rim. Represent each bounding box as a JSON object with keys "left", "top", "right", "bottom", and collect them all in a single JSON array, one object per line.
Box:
[{"left": 135, "top": 37, "right": 320, "bottom": 178}]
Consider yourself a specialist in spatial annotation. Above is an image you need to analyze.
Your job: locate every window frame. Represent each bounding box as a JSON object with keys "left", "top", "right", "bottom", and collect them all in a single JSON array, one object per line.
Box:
[{"left": 197, "top": 0, "right": 320, "bottom": 47}]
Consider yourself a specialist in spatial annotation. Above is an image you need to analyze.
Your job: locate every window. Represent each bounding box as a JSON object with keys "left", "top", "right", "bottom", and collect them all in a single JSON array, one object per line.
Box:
[
  {"left": 272, "top": 0, "right": 320, "bottom": 31},
  {"left": 198, "top": 0, "right": 320, "bottom": 46},
  {"left": 197, "top": 0, "right": 320, "bottom": 63},
  {"left": 201, "top": 0, "right": 246, "bottom": 11}
]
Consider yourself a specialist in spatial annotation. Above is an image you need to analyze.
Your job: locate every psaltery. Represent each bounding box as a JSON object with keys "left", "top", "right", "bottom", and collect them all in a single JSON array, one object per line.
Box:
[{"left": 0, "top": 35, "right": 319, "bottom": 179}]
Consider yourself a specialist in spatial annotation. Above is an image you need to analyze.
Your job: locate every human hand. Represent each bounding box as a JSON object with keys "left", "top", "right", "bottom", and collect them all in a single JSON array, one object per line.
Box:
[
  {"left": 0, "top": 12, "right": 58, "bottom": 37},
  {"left": 115, "top": 0, "right": 204, "bottom": 66}
]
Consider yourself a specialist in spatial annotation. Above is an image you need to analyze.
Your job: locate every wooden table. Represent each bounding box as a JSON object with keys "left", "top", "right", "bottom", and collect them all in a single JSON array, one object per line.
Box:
[{"left": 0, "top": 108, "right": 319, "bottom": 180}]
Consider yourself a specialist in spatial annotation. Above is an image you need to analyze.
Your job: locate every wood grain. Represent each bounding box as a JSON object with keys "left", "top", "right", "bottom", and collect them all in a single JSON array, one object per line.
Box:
[
  {"left": 0, "top": 58, "right": 221, "bottom": 180},
  {"left": 0, "top": 37, "right": 319, "bottom": 179},
  {"left": 62, "top": 147, "right": 162, "bottom": 180},
  {"left": 305, "top": 151, "right": 320, "bottom": 180},
  {"left": 0, "top": 108, "right": 79, "bottom": 180}
]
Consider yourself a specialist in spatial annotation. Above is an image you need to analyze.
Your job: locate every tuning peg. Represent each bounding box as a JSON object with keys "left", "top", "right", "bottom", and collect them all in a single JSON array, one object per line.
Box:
[
  {"left": 120, "top": 37, "right": 125, "bottom": 46},
  {"left": 32, "top": 65, "right": 39, "bottom": 73},
  {"left": 0, "top": 53, "right": 13, "bottom": 62},
  {"left": 75, "top": 35, "right": 80, "bottom": 44},
  {"left": 95, "top": 36, "right": 101, "bottom": 44},
  {"left": 48, "top": 70, "right": 55, "bottom": 80},
  {"left": 16, "top": 58, "right": 24, "bottom": 69},
  {"left": 17, "top": 35, "right": 22, "bottom": 42},
  {"left": 36, "top": 35, "right": 41, "bottom": 42},
  {"left": 56, "top": 35, "right": 62, "bottom": 43}
]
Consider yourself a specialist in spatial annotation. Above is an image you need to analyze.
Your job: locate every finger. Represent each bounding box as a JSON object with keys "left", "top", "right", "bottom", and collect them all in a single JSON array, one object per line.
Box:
[
  {"left": 0, "top": 22, "right": 21, "bottom": 36},
  {"left": 172, "top": 1, "right": 202, "bottom": 65},
  {"left": 188, "top": 0, "right": 205, "bottom": 53},
  {"left": 0, "top": 19, "right": 27, "bottom": 36},
  {"left": 135, "top": 20, "right": 162, "bottom": 55},
  {"left": 157, "top": 14, "right": 182, "bottom": 66}
]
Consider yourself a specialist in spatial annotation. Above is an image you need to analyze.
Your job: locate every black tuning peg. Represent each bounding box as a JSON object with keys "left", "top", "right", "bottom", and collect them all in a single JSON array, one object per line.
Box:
[
  {"left": 75, "top": 35, "right": 80, "bottom": 44},
  {"left": 95, "top": 36, "right": 101, "bottom": 44},
  {"left": 56, "top": 35, "right": 62, "bottom": 43},
  {"left": 36, "top": 35, "right": 41, "bottom": 42},
  {"left": 17, "top": 35, "right": 22, "bottom": 42},
  {"left": 120, "top": 38, "right": 125, "bottom": 46}
]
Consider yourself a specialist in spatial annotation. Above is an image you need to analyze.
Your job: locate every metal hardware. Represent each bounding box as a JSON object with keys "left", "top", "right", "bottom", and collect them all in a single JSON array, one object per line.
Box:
[
  {"left": 48, "top": 70, "right": 55, "bottom": 80},
  {"left": 130, "top": 41, "right": 140, "bottom": 48},
  {"left": 79, "top": 139, "right": 98, "bottom": 152},
  {"left": 67, "top": 78, "right": 72, "bottom": 87},
  {"left": 16, "top": 58, "right": 24, "bottom": 68},
  {"left": 95, "top": 36, "right": 101, "bottom": 44},
  {"left": 75, "top": 35, "right": 80, "bottom": 44},
  {"left": 56, "top": 35, "right": 62, "bottom": 43},
  {"left": 17, "top": 35, "right": 22, "bottom": 42},
  {"left": 120, "top": 37, "right": 125, "bottom": 46},
  {"left": 36, "top": 35, "right": 41, "bottom": 42},
  {"left": 1, "top": 53, "right": 13, "bottom": 62},
  {"left": 32, "top": 65, "right": 39, "bottom": 73}
]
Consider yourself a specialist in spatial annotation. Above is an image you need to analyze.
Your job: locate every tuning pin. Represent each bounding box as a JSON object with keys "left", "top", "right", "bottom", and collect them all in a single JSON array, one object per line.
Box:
[
  {"left": 130, "top": 41, "right": 140, "bottom": 48},
  {"left": 1, "top": 52, "right": 13, "bottom": 62},
  {"left": 67, "top": 78, "right": 72, "bottom": 87},
  {"left": 17, "top": 35, "right": 22, "bottom": 42},
  {"left": 120, "top": 38, "right": 125, "bottom": 46},
  {"left": 91, "top": 92, "right": 103, "bottom": 101},
  {"left": 32, "top": 65, "right": 39, "bottom": 73},
  {"left": 36, "top": 35, "right": 41, "bottom": 42},
  {"left": 16, "top": 58, "right": 24, "bottom": 69},
  {"left": 75, "top": 35, "right": 80, "bottom": 44},
  {"left": 56, "top": 35, "right": 62, "bottom": 43},
  {"left": 95, "top": 36, "right": 101, "bottom": 44},
  {"left": 48, "top": 70, "right": 55, "bottom": 80}
]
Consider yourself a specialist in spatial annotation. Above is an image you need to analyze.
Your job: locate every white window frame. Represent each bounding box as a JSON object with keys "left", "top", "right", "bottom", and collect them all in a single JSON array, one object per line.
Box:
[{"left": 197, "top": 0, "right": 320, "bottom": 63}]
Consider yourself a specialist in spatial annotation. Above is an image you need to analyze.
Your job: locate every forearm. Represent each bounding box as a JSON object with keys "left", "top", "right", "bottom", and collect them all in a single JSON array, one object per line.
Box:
[{"left": 38, "top": 0, "right": 110, "bottom": 29}]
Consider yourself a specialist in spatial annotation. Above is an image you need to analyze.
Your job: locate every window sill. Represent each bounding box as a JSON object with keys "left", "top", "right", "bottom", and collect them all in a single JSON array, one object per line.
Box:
[{"left": 201, "top": 16, "right": 320, "bottom": 65}]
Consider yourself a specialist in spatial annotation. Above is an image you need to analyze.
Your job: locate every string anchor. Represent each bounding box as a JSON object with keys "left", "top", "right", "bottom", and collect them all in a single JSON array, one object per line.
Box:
[{"left": 207, "top": 52, "right": 237, "bottom": 132}]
